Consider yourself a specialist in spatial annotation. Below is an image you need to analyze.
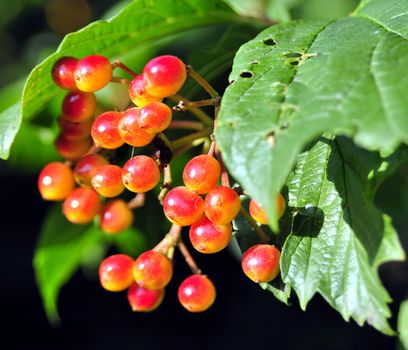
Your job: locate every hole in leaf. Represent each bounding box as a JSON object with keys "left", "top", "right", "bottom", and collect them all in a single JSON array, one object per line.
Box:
[
  {"left": 289, "top": 60, "right": 299, "bottom": 66},
  {"left": 240, "top": 71, "right": 253, "bottom": 78},
  {"left": 266, "top": 131, "right": 275, "bottom": 147},
  {"left": 285, "top": 52, "right": 302, "bottom": 58},
  {"left": 250, "top": 61, "right": 259, "bottom": 65},
  {"left": 263, "top": 38, "right": 276, "bottom": 46}
]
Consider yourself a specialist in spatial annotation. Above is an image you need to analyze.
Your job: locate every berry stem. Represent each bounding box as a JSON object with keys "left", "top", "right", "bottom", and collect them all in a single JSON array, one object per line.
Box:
[
  {"left": 178, "top": 240, "right": 202, "bottom": 275},
  {"left": 110, "top": 76, "right": 131, "bottom": 85},
  {"left": 153, "top": 224, "right": 182, "bottom": 255},
  {"left": 169, "top": 95, "right": 213, "bottom": 126},
  {"left": 216, "top": 149, "right": 231, "bottom": 188},
  {"left": 128, "top": 192, "right": 146, "bottom": 209},
  {"left": 186, "top": 65, "right": 219, "bottom": 99},
  {"left": 208, "top": 140, "right": 216, "bottom": 157},
  {"left": 239, "top": 206, "right": 270, "bottom": 243},
  {"left": 158, "top": 164, "right": 172, "bottom": 205},
  {"left": 172, "top": 137, "right": 208, "bottom": 159},
  {"left": 173, "top": 98, "right": 219, "bottom": 112},
  {"left": 168, "top": 120, "right": 204, "bottom": 131},
  {"left": 112, "top": 60, "right": 137, "bottom": 78},
  {"left": 171, "top": 128, "right": 212, "bottom": 150}
]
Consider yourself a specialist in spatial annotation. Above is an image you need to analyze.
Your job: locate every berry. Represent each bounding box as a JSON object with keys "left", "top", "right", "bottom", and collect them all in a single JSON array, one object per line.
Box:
[
  {"left": 163, "top": 186, "right": 204, "bottom": 226},
  {"left": 73, "top": 154, "right": 109, "bottom": 187},
  {"left": 178, "top": 275, "right": 216, "bottom": 312},
  {"left": 249, "top": 194, "right": 286, "bottom": 225},
  {"left": 61, "top": 91, "right": 96, "bottom": 122},
  {"left": 204, "top": 186, "right": 240, "bottom": 224},
  {"left": 91, "top": 111, "right": 124, "bottom": 149},
  {"left": 91, "top": 164, "right": 124, "bottom": 197},
  {"left": 118, "top": 108, "right": 156, "bottom": 147},
  {"left": 129, "top": 74, "right": 162, "bottom": 107},
  {"left": 143, "top": 55, "right": 187, "bottom": 98},
  {"left": 99, "top": 254, "right": 134, "bottom": 292},
  {"left": 100, "top": 199, "right": 133, "bottom": 234},
  {"left": 122, "top": 155, "right": 160, "bottom": 193},
  {"left": 62, "top": 187, "right": 101, "bottom": 224},
  {"left": 133, "top": 250, "right": 173, "bottom": 290},
  {"left": 51, "top": 56, "right": 78, "bottom": 90},
  {"left": 139, "top": 102, "right": 172, "bottom": 133},
  {"left": 55, "top": 134, "right": 92, "bottom": 160},
  {"left": 189, "top": 216, "right": 232, "bottom": 254},
  {"left": 182, "top": 155, "right": 220, "bottom": 194},
  {"left": 127, "top": 283, "right": 164, "bottom": 312},
  {"left": 59, "top": 118, "right": 93, "bottom": 141},
  {"left": 241, "top": 244, "right": 280, "bottom": 283},
  {"left": 74, "top": 55, "right": 112, "bottom": 92},
  {"left": 38, "top": 162, "right": 75, "bottom": 201}
]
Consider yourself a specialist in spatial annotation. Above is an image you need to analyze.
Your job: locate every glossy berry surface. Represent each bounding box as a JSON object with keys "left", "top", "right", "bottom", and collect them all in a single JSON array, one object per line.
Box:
[
  {"left": 129, "top": 74, "right": 162, "bottom": 107},
  {"left": 204, "top": 186, "right": 240, "bottom": 224},
  {"left": 100, "top": 199, "right": 133, "bottom": 234},
  {"left": 139, "top": 102, "right": 172, "bottom": 133},
  {"left": 178, "top": 274, "right": 216, "bottom": 312},
  {"left": 52, "top": 56, "right": 78, "bottom": 90},
  {"left": 38, "top": 162, "right": 75, "bottom": 201},
  {"left": 91, "top": 164, "right": 124, "bottom": 197},
  {"left": 63, "top": 187, "right": 101, "bottom": 224},
  {"left": 91, "top": 111, "right": 124, "bottom": 149},
  {"left": 99, "top": 254, "right": 134, "bottom": 292},
  {"left": 73, "top": 154, "right": 109, "bottom": 187},
  {"left": 241, "top": 244, "right": 280, "bottom": 283},
  {"left": 122, "top": 155, "right": 160, "bottom": 193},
  {"left": 118, "top": 108, "right": 155, "bottom": 147},
  {"left": 133, "top": 250, "right": 173, "bottom": 290},
  {"left": 55, "top": 134, "right": 92, "bottom": 160},
  {"left": 163, "top": 186, "right": 204, "bottom": 226},
  {"left": 183, "top": 155, "right": 220, "bottom": 194},
  {"left": 59, "top": 118, "right": 93, "bottom": 141},
  {"left": 127, "top": 283, "right": 164, "bottom": 312},
  {"left": 143, "top": 55, "right": 187, "bottom": 98},
  {"left": 189, "top": 216, "right": 232, "bottom": 254},
  {"left": 74, "top": 55, "right": 112, "bottom": 92},
  {"left": 61, "top": 91, "right": 96, "bottom": 122},
  {"left": 249, "top": 194, "right": 285, "bottom": 225}
]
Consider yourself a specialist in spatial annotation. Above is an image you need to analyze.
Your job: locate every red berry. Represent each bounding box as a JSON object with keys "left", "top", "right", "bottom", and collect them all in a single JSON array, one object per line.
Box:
[
  {"left": 127, "top": 283, "right": 164, "bottom": 312},
  {"left": 122, "top": 155, "right": 160, "bottom": 193},
  {"left": 55, "top": 134, "right": 92, "bottom": 160},
  {"left": 63, "top": 187, "right": 101, "bottom": 224},
  {"left": 38, "top": 162, "right": 75, "bottom": 200},
  {"left": 163, "top": 186, "right": 204, "bottom": 226},
  {"left": 52, "top": 56, "right": 78, "bottom": 90},
  {"left": 204, "top": 186, "right": 240, "bottom": 224},
  {"left": 99, "top": 254, "right": 134, "bottom": 292},
  {"left": 61, "top": 91, "right": 96, "bottom": 122},
  {"left": 73, "top": 154, "right": 109, "bottom": 187},
  {"left": 91, "top": 111, "right": 124, "bottom": 149},
  {"left": 189, "top": 216, "right": 232, "bottom": 254},
  {"left": 183, "top": 155, "right": 220, "bottom": 194},
  {"left": 249, "top": 194, "right": 285, "bottom": 225},
  {"left": 100, "top": 199, "right": 133, "bottom": 234},
  {"left": 129, "top": 74, "right": 162, "bottom": 107},
  {"left": 241, "top": 244, "right": 280, "bottom": 283},
  {"left": 133, "top": 250, "right": 173, "bottom": 290},
  {"left": 139, "top": 102, "right": 172, "bottom": 133},
  {"left": 59, "top": 118, "right": 93, "bottom": 141},
  {"left": 118, "top": 108, "right": 156, "bottom": 147},
  {"left": 91, "top": 164, "right": 124, "bottom": 198},
  {"left": 74, "top": 55, "right": 112, "bottom": 92},
  {"left": 143, "top": 55, "right": 187, "bottom": 98},
  {"left": 178, "top": 275, "right": 216, "bottom": 312}
]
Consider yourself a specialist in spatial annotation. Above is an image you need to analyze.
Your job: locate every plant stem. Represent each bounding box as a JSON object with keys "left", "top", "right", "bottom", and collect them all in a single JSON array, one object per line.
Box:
[
  {"left": 168, "top": 95, "right": 213, "bottom": 126},
  {"left": 110, "top": 76, "right": 131, "bottom": 85},
  {"left": 173, "top": 98, "right": 218, "bottom": 111},
  {"left": 112, "top": 60, "right": 137, "bottom": 77},
  {"left": 178, "top": 240, "right": 202, "bottom": 275},
  {"left": 239, "top": 207, "right": 270, "bottom": 243},
  {"left": 128, "top": 192, "right": 145, "bottom": 209},
  {"left": 216, "top": 149, "right": 230, "bottom": 188},
  {"left": 153, "top": 224, "right": 182, "bottom": 255},
  {"left": 158, "top": 164, "right": 172, "bottom": 205},
  {"left": 171, "top": 128, "right": 212, "bottom": 150},
  {"left": 168, "top": 120, "right": 204, "bottom": 131},
  {"left": 187, "top": 65, "right": 219, "bottom": 98},
  {"left": 172, "top": 137, "right": 208, "bottom": 159}
]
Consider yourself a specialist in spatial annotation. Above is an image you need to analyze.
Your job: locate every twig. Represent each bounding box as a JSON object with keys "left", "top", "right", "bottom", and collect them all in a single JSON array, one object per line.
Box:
[
  {"left": 239, "top": 207, "right": 270, "bottom": 243},
  {"left": 168, "top": 95, "right": 213, "bottom": 126},
  {"left": 171, "top": 128, "right": 212, "bottom": 150},
  {"left": 112, "top": 60, "right": 137, "bottom": 78},
  {"left": 127, "top": 192, "right": 145, "bottom": 209},
  {"left": 110, "top": 76, "right": 131, "bottom": 85},
  {"left": 153, "top": 224, "right": 182, "bottom": 255},
  {"left": 168, "top": 120, "right": 204, "bottom": 131},
  {"left": 158, "top": 164, "right": 172, "bottom": 205},
  {"left": 178, "top": 240, "right": 202, "bottom": 275},
  {"left": 186, "top": 65, "right": 219, "bottom": 98}
]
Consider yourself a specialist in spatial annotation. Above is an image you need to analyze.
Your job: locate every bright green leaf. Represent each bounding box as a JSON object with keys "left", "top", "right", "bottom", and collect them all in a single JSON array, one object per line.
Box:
[
  {"left": 399, "top": 299, "right": 408, "bottom": 349},
  {"left": 0, "top": 103, "right": 21, "bottom": 160}
]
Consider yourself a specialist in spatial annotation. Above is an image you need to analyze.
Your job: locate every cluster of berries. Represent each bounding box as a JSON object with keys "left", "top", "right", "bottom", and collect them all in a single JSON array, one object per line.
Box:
[{"left": 37, "top": 52, "right": 286, "bottom": 313}]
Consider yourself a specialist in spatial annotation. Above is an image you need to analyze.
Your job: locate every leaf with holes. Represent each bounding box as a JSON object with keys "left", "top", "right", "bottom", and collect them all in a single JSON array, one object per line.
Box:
[{"left": 217, "top": 0, "right": 408, "bottom": 230}]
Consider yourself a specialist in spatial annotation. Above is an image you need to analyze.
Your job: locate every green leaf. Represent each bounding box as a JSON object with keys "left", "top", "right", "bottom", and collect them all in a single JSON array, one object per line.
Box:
[
  {"left": 281, "top": 136, "right": 405, "bottom": 335},
  {"left": 217, "top": 1, "right": 408, "bottom": 230},
  {"left": 0, "top": 103, "right": 22, "bottom": 160},
  {"left": 33, "top": 205, "right": 103, "bottom": 323},
  {"left": 399, "top": 299, "right": 408, "bottom": 349}
]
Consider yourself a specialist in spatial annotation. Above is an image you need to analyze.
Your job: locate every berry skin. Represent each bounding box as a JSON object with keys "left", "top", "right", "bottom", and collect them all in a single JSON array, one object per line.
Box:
[
  {"left": 118, "top": 108, "right": 156, "bottom": 147},
  {"left": 249, "top": 194, "right": 285, "bottom": 225},
  {"left": 100, "top": 199, "right": 133, "bottom": 234},
  {"left": 52, "top": 56, "right": 78, "bottom": 90},
  {"left": 163, "top": 186, "right": 205, "bottom": 226},
  {"left": 73, "top": 154, "right": 109, "bottom": 187},
  {"left": 99, "top": 254, "right": 134, "bottom": 292},
  {"left": 74, "top": 55, "right": 112, "bottom": 92},
  {"left": 61, "top": 91, "right": 96, "bottom": 122},
  {"left": 139, "top": 102, "right": 172, "bottom": 133},
  {"left": 91, "top": 111, "right": 124, "bottom": 149},
  {"left": 38, "top": 162, "right": 75, "bottom": 201},
  {"left": 129, "top": 74, "right": 163, "bottom": 107},
  {"left": 59, "top": 118, "right": 93, "bottom": 141},
  {"left": 55, "top": 134, "right": 92, "bottom": 160},
  {"left": 183, "top": 155, "right": 220, "bottom": 194},
  {"left": 241, "top": 244, "right": 280, "bottom": 283},
  {"left": 189, "top": 216, "right": 232, "bottom": 254},
  {"left": 63, "top": 187, "right": 101, "bottom": 224},
  {"left": 143, "top": 55, "right": 187, "bottom": 98},
  {"left": 127, "top": 283, "right": 164, "bottom": 312},
  {"left": 133, "top": 250, "right": 173, "bottom": 290},
  {"left": 178, "top": 275, "right": 216, "bottom": 312},
  {"left": 122, "top": 155, "right": 160, "bottom": 193},
  {"left": 91, "top": 164, "right": 124, "bottom": 198},
  {"left": 204, "top": 186, "right": 240, "bottom": 224}
]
